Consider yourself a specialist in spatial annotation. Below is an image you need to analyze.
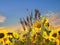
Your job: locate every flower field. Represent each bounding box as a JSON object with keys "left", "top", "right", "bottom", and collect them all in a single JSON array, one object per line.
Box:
[{"left": 0, "top": 9, "right": 60, "bottom": 45}]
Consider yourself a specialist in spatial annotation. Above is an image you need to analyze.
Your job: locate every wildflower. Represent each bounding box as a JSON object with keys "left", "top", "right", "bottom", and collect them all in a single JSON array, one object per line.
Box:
[
  {"left": 19, "top": 31, "right": 28, "bottom": 42},
  {"left": 19, "top": 35, "right": 24, "bottom": 42},
  {"left": 30, "top": 34, "right": 37, "bottom": 43},
  {"left": 58, "top": 31, "right": 60, "bottom": 40},
  {"left": 58, "top": 31, "right": 60, "bottom": 35},
  {"left": 43, "top": 31, "right": 49, "bottom": 39},
  {"left": 32, "top": 20, "right": 41, "bottom": 31},
  {"left": 49, "top": 30, "right": 58, "bottom": 42},
  {"left": 44, "top": 18, "right": 49, "bottom": 24},
  {"left": 0, "top": 30, "right": 8, "bottom": 43},
  {"left": 55, "top": 39, "right": 59, "bottom": 45},
  {"left": 30, "top": 28, "right": 40, "bottom": 38},
  {"left": 13, "top": 32, "right": 19, "bottom": 39},
  {"left": 7, "top": 32, "right": 13, "bottom": 38},
  {"left": 44, "top": 18, "right": 51, "bottom": 30},
  {"left": 5, "top": 38, "right": 11, "bottom": 45}
]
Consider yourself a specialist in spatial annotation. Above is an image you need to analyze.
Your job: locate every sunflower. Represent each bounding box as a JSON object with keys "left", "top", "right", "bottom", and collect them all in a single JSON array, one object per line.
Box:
[
  {"left": 55, "top": 39, "right": 59, "bottom": 45},
  {"left": 30, "top": 20, "right": 42, "bottom": 43},
  {"left": 30, "top": 20, "right": 41, "bottom": 41},
  {"left": 19, "top": 31, "right": 28, "bottom": 42},
  {"left": 32, "top": 20, "right": 41, "bottom": 31},
  {"left": 30, "top": 29, "right": 42, "bottom": 43},
  {"left": 30, "top": 33, "right": 37, "bottom": 43},
  {"left": 4, "top": 38, "right": 11, "bottom": 45},
  {"left": 31, "top": 28, "right": 41, "bottom": 37},
  {"left": 43, "top": 31, "right": 49, "bottom": 39},
  {"left": 13, "top": 32, "right": 19, "bottom": 39},
  {"left": 44, "top": 18, "right": 51, "bottom": 30},
  {"left": 0, "top": 30, "right": 8, "bottom": 42},
  {"left": 0, "top": 30, "right": 9, "bottom": 45},
  {"left": 19, "top": 34, "right": 24, "bottom": 42},
  {"left": 7, "top": 32, "right": 13, "bottom": 38},
  {"left": 44, "top": 18, "right": 49, "bottom": 24},
  {"left": 49, "top": 30, "right": 58, "bottom": 42}
]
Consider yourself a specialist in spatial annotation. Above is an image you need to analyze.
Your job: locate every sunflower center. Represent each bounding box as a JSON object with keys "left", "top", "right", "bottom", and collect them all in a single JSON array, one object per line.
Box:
[
  {"left": 47, "top": 23, "right": 49, "bottom": 26},
  {"left": 37, "top": 24, "right": 41, "bottom": 28},
  {"left": 7, "top": 32, "right": 13, "bottom": 35},
  {"left": 58, "top": 31, "right": 60, "bottom": 35},
  {"left": 0, "top": 33, "right": 4, "bottom": 38},
  {"left": 45, "top": 39, "right": 50, "bottom": 42},
  {"left": 52, "top": 33, "right": 57, "bottom": 37}
]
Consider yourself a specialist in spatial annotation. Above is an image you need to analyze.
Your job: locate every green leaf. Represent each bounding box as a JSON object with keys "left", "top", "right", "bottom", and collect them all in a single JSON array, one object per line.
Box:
[
  {"left": 49, "top": 41, "right": 55, "bottom": 45},
  {"left": 0, "top": 43, "right": 2, "bottom": 45}
]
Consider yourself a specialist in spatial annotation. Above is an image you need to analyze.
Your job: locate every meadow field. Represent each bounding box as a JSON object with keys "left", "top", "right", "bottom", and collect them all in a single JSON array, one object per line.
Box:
[{"left": 0, "top": 9, "right": 60, "bottom": 45}]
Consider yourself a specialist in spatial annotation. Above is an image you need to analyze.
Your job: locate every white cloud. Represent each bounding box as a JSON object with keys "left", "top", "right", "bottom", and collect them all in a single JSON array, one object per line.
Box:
[{"left": 0, "top": 15, "right": 6, "bottom": 22}]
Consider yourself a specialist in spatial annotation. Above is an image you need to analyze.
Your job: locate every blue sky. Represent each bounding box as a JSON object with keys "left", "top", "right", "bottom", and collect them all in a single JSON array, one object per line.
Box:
[{"left": 0, "top": 0, "right": 60, "bottom": 27}]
